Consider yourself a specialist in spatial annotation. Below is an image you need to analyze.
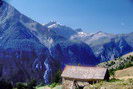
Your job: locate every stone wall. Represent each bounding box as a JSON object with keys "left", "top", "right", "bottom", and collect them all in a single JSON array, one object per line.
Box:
[
  {"left": 62, "top": 78, "right": 76, "bottom": 89},
  {"left": 62, "top": 78, "right": 102, "bottom": 89}
]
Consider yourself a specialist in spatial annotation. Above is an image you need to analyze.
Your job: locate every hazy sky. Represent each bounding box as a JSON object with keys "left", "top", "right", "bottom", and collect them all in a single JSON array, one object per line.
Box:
[{"left": 8, "top": 0, "right": 133, "bottom": 33}]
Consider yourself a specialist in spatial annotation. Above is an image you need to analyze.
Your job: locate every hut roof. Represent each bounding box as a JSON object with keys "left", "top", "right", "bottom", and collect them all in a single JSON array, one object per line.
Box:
[{"left": 61, "top": 65, "right": 108, "bottom": 80}]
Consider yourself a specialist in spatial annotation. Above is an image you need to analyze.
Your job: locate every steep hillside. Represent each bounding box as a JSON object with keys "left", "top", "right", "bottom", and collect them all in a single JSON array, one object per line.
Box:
[
  {"left": 0, "top": 1, "right": 51, "bottom": 83},
  {"left": 51, "top": 41, "right": 98, "bottom": 67},
  {"left": 0, "top": 1, "right": 99, "bottom": 84},
  {"left": 71, "top": 31, "right": 133, "bottom": 62},
  {"left": 98, "top": 53, "right": 133, "bottom": 77},
  {"left": 84, "top": 79, "right": 133, "bottom": 89}
]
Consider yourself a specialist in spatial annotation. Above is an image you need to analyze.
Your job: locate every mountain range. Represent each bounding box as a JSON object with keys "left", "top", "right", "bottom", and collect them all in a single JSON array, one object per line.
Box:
[{"left": 0, "top": 1, "right": 133, "bottom": 84}]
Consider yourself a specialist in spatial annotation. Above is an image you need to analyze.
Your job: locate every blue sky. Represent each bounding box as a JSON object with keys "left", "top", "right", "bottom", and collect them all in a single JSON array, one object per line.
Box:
[{"left": 8, "top": 0, "right": 133, "bottom": 33}]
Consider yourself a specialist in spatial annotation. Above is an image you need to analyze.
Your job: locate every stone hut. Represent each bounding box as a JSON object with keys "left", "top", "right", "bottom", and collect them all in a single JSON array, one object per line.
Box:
[{"left": 61, "top": 65, "right": 109, "bottom": 89}]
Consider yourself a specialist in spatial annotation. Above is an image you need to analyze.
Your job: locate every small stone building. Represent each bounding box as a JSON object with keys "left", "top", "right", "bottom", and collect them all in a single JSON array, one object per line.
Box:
[{"left": 61, "top": 65, "right": 109, "bottom": 89}]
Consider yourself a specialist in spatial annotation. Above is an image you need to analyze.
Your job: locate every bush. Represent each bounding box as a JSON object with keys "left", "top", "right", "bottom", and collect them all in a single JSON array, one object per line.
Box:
[
  {"left": 124, "top": 61, "right": 133, "bottom": 68},
  {"left": 0, "top": 79, "right": 13, "bottom": 89},
  {"left": 109, "top": 68, "right": 116, "bottom": 76},
  {"left": 16, "top": 83, "right": 27, "bottom": 89},
  {"left": 48, "top": 83, "right": 58, "bottom": 88},
  {"left": 36, "top": 82, "right": 45, "bottom": 87},
  {"left": 53, "top": 69, "right": 62, "bottom": 83},
  {"left": 27, "top": 80, "right": 37, "bottom": 89},
  {"left": 128, "top": 79, "right": 133, "bottom": 84},
  {"left": 109, "top": 78, "right": 121, "bottom": 82},
  {"left": 16, "top": 80, "right": 37, "bottom": 89}
]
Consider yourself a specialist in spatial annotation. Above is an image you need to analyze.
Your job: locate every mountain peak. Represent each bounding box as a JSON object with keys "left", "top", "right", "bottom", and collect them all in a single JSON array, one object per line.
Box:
[
  {"left": 43, "top": 21, "right": 72, "bottom": 30},
  {"left": 43, "top": 21, "right": 62, "bottom": 28},
  {"left": 94, "top": 31, "right": 112, "bottom": 36},
  {"left": 47, "top": 21, "right": 57, "bottom": 25},
  {"left": 96, "top": 31, "right": 105, "bottom": 34}
]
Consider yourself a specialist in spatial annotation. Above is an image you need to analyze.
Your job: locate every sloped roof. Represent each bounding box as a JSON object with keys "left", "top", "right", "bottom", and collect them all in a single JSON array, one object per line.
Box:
[{"left": 61, "top": 65, "right": 108, "bottom": 80}]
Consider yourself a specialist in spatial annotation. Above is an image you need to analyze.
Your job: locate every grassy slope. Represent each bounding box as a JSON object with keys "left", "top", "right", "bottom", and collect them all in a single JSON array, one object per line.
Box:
[
  {"left": 115, "top": 66, "right": 133, "bottom": 80},
  {"left": 84, "top": 79, "right": 133, "bottom": 89},
  {"left": 98, "top": 52, "right": 133, "bottom": 71},
  {"left": 36, "top": 85, "right": 62, "bottom": 89},
  {"left": 36, "top": 86, "right": 46, "bottom": 89},
  {"left": 122, "top": 52, "right": 133, "bottom": 58},
  {"left": 92, "top": 53, "right": 133, "bottom": 89}
]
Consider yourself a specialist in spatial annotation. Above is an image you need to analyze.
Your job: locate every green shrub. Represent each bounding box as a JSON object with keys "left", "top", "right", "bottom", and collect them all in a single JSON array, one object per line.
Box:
[
  {"left": 27, "top": 80, "right": 37, "bottom": 89},
  {"left": 109, "top": 78, "right": 121, "bottom": 82},
  {"left": 36, "top": 82, "right": 45, "bottom": 87},
  {"left": 48, "top": 83, "right": 58, "bottom": 88},
  {"left": 127, "top": 79, "right": 133, "bottom": 84},
  {"left": 110, "top": 61, "right": 115, "bottom": 65},
  {"left": 109, "top": 68, "right": 116, "bottom": 77},
  {"left": 0, "top": 79, "right": 13, "bottom": 89},
  {"left": 16, "top": 82, "right": 27, "bottom": 89},
  {"left": 53, "top": 69, "right": 62, "bottom": 83},
  {"left": 124, "top": 61, "right": 133, "bottom": 68},
  {"left": 16, "top": 80, "right": 37, "bottom": 89}
]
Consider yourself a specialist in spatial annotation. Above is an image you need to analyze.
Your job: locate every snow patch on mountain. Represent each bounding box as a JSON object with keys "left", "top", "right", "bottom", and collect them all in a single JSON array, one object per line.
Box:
[
  {"left": 89, "top": 31, "right": 114, "bottom": 41},
  {"left": 70, "top": 31, "right": 92, "bottom": 40}
]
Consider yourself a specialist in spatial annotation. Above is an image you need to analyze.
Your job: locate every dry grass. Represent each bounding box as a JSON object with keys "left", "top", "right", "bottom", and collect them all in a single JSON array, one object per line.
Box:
[
  {"left": 36, "top": 85, "right": 62, "bottom": 89},
  {"left": 36, "top": 86, "right": 45, "bottom": 89},
  {"left": 37, "top": 80, "right": 133, "bottom": 89},
  {"left": 84, "top": 66, "right": 133, "bottom": 89},
  {"left": 84, "top": 79, "right": 133, "bottom": 89},
  {"left": 115, "top": 66, "right": 133, "bottom": 80}
]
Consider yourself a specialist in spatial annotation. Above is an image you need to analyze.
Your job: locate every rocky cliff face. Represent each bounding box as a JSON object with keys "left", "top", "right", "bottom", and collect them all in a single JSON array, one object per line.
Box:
[
  {"left": 51, "top": 41, "right": 98, "bottom": 67},
  {"left": 0, "top": 2, "right": 51, "bottom": 83},
  {"left": 70, "top": 31, "right": 133, "bottom": 62},
  {"left": 94, "top": 38, "right": 133, "bottom": 62}
]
